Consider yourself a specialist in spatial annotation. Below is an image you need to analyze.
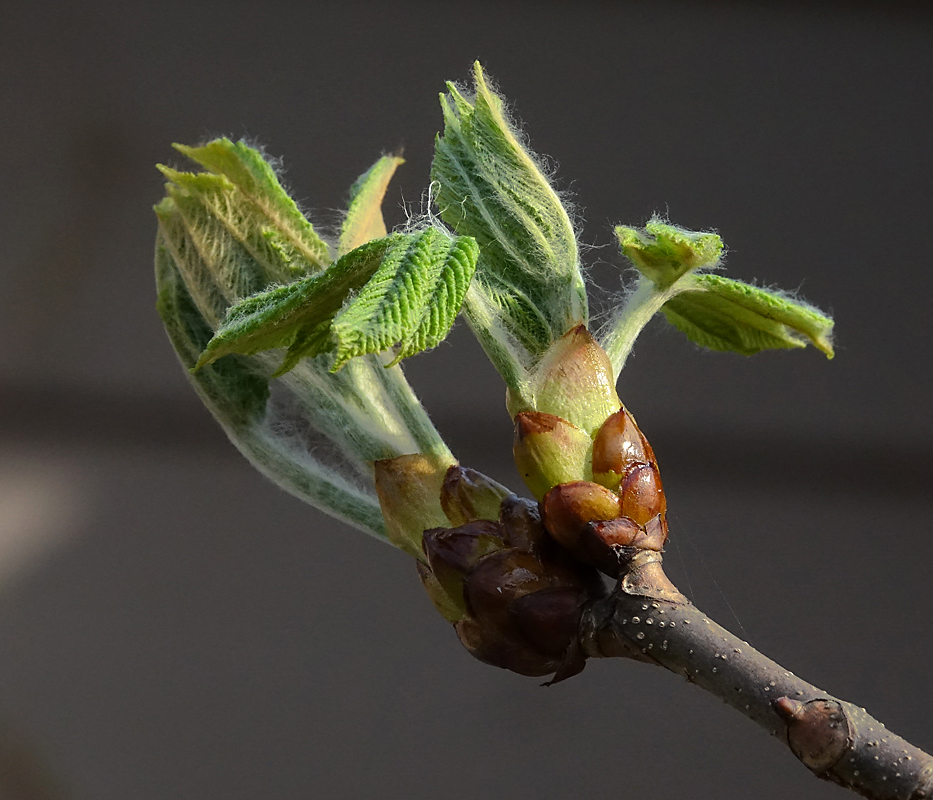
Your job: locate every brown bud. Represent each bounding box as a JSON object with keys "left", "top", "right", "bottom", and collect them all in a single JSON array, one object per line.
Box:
[
  {"left": 440, "top": 465, "right": 512, "bottom": 527},
  {"left": 458, "top": 545, "right": 598, "bottom": 677},
  {"left": 445, "top": 516, "right": 605, "bottom": 680},
  {"left": 509, "top": 587, "right": 586, "bottom": 657},
  {"left": 590, "top": 516, "right": 644, "bottom": 547},
  {"left": 498, "top": 495, "right": 546, "bottom": 551},
  {"left": 579, "top": 516, "right": 667, "bottom": 577},
  {"left": 513, "top": 411, "right": 593, "bottom": 500},
  {"left": 463, "top": 548, "right": 553, "bottom": 631},
  {"left": 541, "top": 481, "right": 622, "bottom": 551},
  {"left": 592, "top": 407, "right": 649, "bottom": 491},
  {"left": 423, "top": 521, "right": 505, "bottom": 608},
  {"left": 454, "top": 618, "right": 558, "bottom": 677},
  {"left": 576, "top": 516, "right": 639, "bottom": 577},
  {"left": 619, "top": 462, "right": 666, "bottom": 526}
]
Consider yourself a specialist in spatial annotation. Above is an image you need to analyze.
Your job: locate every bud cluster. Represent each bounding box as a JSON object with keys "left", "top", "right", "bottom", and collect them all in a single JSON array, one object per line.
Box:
[
  {"left": 516, "top": 406, "right": 668, "bottom": 579},
  {"left": 420, "top": 467, "right": 605, "bottom": 681}
]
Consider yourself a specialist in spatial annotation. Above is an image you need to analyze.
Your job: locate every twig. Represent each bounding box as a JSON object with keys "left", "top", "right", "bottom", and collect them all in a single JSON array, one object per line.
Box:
[{"left": 579, "top": 552, "right": 933, "bottom": 800}]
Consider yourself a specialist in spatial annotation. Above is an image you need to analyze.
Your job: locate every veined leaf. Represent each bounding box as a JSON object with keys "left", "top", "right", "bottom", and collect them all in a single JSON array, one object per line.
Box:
[
  {"left": 172, "top": 138, "right": 332, "bottom": 274},
  {"left": 196, "top": 228, "right": 479, "bottom": 375},
  {"left": 155, "top": 139, "right": 455, "bottom": 539},
  {"left": 195, "top": 236, "right": 394, "bottom": 372},
  {"left": 663, "top": 274, "right": 835, "bottom": 358},
  {"left": 431, "top": 62, "right": 586, "bottom": 391},
  {"left": 332, "top": 227, "right": 479, "bottom": 369},
  {"left": 156, "top": 231, "right": 389, "bottom": 536},
  {"left": 339, "top": 155, "right": 404, "bottom": 256},
  {"left": 616, "top": 219, "right": 723, "bottom": 289},
  {"left": 602, "top": 216, "right": 833, "bottom": 376},
  {"left": 156, "top": 231, "right": 270, "bottom": 429}
]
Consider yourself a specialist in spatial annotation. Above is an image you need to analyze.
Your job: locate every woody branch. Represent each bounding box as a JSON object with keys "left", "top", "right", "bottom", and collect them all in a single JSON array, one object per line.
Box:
[{"left": 580, "top": 553, "right": 933, "bottom": 800}]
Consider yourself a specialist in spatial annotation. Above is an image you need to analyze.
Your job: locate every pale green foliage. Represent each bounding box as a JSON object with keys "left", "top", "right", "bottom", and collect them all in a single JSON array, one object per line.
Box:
[
  {"left": 194, "top": 236, "right": 392, "bottom": 374},
  {"left": 602, "top": 217, "right": 834, "bottom": 376},
  {"left": 332, "top": 229, "right": 479, "bottom": 369},
  {"left": 196, "top": 228, "right": 478, "bottom": 375},
  {"left": 155, "top": 138, "right": 453, "bottom": 539},
  {"left": 663, "top": 274, "right": 835, "bottom": 358},
  {"left": 431, "top": 62, "right": 587, "bottom": 395},
  {"left": 172, "top": 138, "right": 331, "bottom": 275},
  {"left": 339, "top": 155, "right": 404, "bottom": 256},
  {"left": 616, "top": 219, "right": 723, "bottom": 288},
  {"left": 156, "top": 241, "right": 387, "bottom": 534},
  {"left": 156, "top": 241, "right": 270, "bottom": 430}
]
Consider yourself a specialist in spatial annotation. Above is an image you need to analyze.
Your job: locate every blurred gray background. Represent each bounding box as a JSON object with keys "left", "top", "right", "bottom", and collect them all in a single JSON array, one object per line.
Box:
[{"left": 0, "top": 0, "right": 930, "bottom": 797}]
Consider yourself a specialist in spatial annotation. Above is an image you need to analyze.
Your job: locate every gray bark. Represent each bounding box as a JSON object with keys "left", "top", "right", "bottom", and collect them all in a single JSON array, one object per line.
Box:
[{"left": 579, "top": 552, "right": 933, "bottom": 800}]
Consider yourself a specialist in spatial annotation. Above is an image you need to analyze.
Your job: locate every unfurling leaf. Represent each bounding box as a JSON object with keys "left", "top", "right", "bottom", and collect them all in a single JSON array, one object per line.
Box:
[
  {"left": 615, "top": 218, "right": 723, "bottom": 289},
  {"left": 155, "top": 138, "right": 456, "bottom": 539},
  {"left": 170, "top": 138, "right": 332, "bottom": 276},
  {"left": 155, "top": 233, "right": 389, "bottom": 536},
  {"left": 432, "top": 62, "right": 587, "bottom": 392},
  {"left": 332, "top": 227, "right": 479, "bottom": 369},
  {"left": 196, "top": 227, "right": 479, "bottom": 375},
  {"left": 662, "top": 274, "right": 835, "bottom": 358},
  {"left": 339, "top": 155, "right": 405, "bottom": 256},
  {"left": 156, "top": 234, "right": 270, "bottom": 429},
  {"left": 193, "top": 236, "right": 392, "bottom": 372},
  {"left": 602, "top": 216, "right": 833, "bottom": 374}
]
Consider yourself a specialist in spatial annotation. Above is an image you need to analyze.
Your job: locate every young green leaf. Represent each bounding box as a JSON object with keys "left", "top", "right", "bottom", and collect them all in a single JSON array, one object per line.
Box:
[
  {"left": 155, "top": 138, "right": 459, "bottom": 541},
  {"left": 331, "top": 227, "right": 479, "bottom": 370},
  {"left": 156, "top": 231, "right": 270, "bottom": 429},
  {"left": 194, "top": 236, "right": 393, "bottom": 372},
  {"left": 173, "top": 138, "right": 331, "bottom": 274},
  {"left": 602, "top": 216, "right": 833, "bottom": 376},
  {"left": 156, "top": 233, "right": 389, "bottom": 536},
  {"left": 196, "top": 228, "right": 479, "bottom": 375},
  {"left": 663, "top": 274, "right": 835, "bottom": 358},
  {"left": 339, "top": 155, "right": 405, "bottom": 256},
  {"left": 616, "top": 219, "right": 723, "bottom": 288},
  {"left": 432, "top": 62, "right": 587, "bottom": 392}
]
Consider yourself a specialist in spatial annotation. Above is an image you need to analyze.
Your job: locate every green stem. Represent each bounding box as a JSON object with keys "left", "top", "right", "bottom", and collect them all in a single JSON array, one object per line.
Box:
[
  {"left": 601, "top": 277, "right": 687, "bottom": 380},
  {"left": 375, "top": 359, "right": 455, "bottom": 462}
]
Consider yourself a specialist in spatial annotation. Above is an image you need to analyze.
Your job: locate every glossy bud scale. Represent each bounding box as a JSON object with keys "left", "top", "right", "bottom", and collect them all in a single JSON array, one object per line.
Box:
[
  {"left": 591, "top": 407, "right": 652, "bottom": 490},
  {"left": 421, "top": 489, "right": 603, "bottom": 680},
  {"left": 541, "top": 481, "right": 622, "bottom": 551},
  {"left": 531, "top": 403, "right": 669, "bottom": 578}
]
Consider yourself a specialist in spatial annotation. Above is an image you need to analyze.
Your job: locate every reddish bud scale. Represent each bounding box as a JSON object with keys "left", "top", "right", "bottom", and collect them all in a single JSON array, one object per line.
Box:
[
  {"left": 591, "top": 406, "right": 649, "bottom": 486},
  {"left": 540, "top": 481, "right": 621, "bottom": 551},
  {"left": 619, "top": 462, "right": 666, "bottom": 525},
  {"left": 540, "top": 407, "right": 669, "bottom": 577},
  {"left": 423, "top": 521, "right": 505, "bottom": 610}
]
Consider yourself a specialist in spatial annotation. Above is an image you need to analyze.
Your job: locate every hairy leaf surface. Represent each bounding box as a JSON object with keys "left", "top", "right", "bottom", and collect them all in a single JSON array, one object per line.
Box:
[
  {"left": 616, "top": 219, "right": 723, "bottom": 288},
  {"left": 432, "top": 62, "right": 586, "bottom": 390},
  {"left": 173, "top": 138, "right": 331, "bottom": 273},
  {"left": 197, "top": 229, "right": 479, "bottom": 374},
  {"left": 339, "top": 155, "right": 404, "bottom": 256},
  {"left": 664, "top": 274, "right": 835, "bottom": 358},
  {"left": 156, "top": 232, "right": 270, "bottom": 428}
]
